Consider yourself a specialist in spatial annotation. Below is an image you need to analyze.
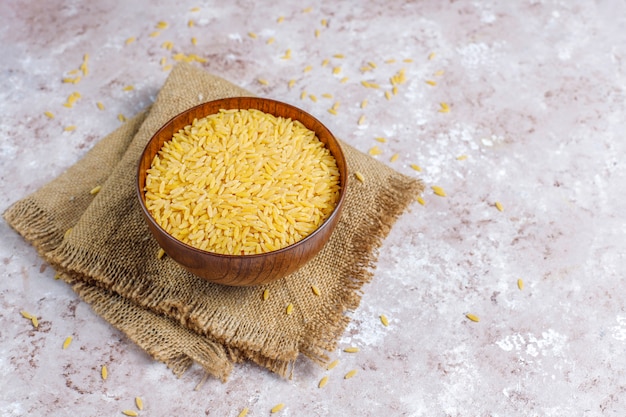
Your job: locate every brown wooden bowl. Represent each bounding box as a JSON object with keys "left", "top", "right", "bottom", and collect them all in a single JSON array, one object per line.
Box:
[{"left": 136, "top": 97, "right": 347, "bottom": 286}]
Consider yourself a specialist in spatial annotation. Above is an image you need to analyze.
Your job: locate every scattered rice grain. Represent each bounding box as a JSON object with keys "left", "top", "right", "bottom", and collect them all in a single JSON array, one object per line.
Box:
[
  {"left": 340, "top": 76, "right": 349, "bottom": 83},
  {"left": 431, "top": 185, "right": 446, "bottom": 197},
  {"left": 135, "top": 397, "right": 143, "bottom": 410},
  {"left": 157, "top": 248, "right": 166, "bottom": 259},
  {"left": 271, "top": 403, "right": 285, "bottom": 413},
  {"left": 360, "top": 99, "right": 368, "bottom": 108},
  {"left": 311, "top": 285, "right": 321, "bottom": 296},
  {"left": 288, "top": 79, "right": 296, "bottom": 88},
  {"left": 318, "top": 376, "right": 329, "bottom": 388},
  {"left": 495, "top": 201, "right": 504, "bottom": 212},
  {"left": 125, "top": 37, "right": 135, "bottom": 45},
  {"left": 63, "top": 336, "right": 73, "bottom": 349},
  {"left": 44, "top": 111, "right": 55, "bottom": 119},
  {"left": 428, "top": 52, "right": 436, "bottom": 60},
  {"left": 466, "top": 313, "right": 480, "bottom": 322},
  {"left": 97, "top": 101, "right": 105, "bottom": 110},
  {"left": 327, "top": 359, "right": 339, "bottom": 370},
  {"left": 358, "top": 115, "right": 366, "bottom": 125},
  {"left": 380, "top": 314, "right": 389, "bottom": 327},
  {"left": 456, "top": 154, "right": 468, "bottom": 160},
  {"left": 263, "top": 289, "right": 270, "bottom": 301},
  {"left": 118, "top": 114, "right": 127, "bottom": 123},
  {"left": 90, "top": 185, "right": 102, "bottom": 195},
  {"left": 286, "top": 303, "right": 294, "bottom": 315},
  {"left": 257, "top": 78, "right": 269, "bottom": 86},
  {"left": 390, "top": 153, "right": 399, "bottom": 163},
  {"left": 277, "top": 16, "right": 284, "bottom": 23},
  {"left": 20, "top": 310, "right": 33, "bottom": 320},
  {"left": 343, "top": 347, "right": 359, "bottom": 353},
  {"left": 344, "top": 369, "right": 358, "bottom": 379},
  {"left": 354, "top": 172, "right": 365, "bottom": 182},
  {"left": 122, "top": 411, "right": 138, "bottom": 417},
  {"left": 303, "top": 65, "right": 313, "bottom": 73},
  {"left": 156, "top": 21, "right": 168, "bottom": 29},
  {"left": 517, "top": 278, "right": 524, "bottom": 290},
  {"left": 238, "top": 408, "right": 249, "bottom": 417},
  {"left": 266, "top": 37, "right": 275, "bottom": 45},
  {"left": 101, "top": 365, "right": 108, "bottom": 380},
  {"left": 64, "top": 125, "right": 76, "bottom": 132},
  {"left": 368, "top": 146, "right": 382, "bottom": 156},
  {"left": 188, "top": 19, "right": 194, "bottom": 27},
  {"left": 248, "top": 32, "right": 257, "bottom": 39},
  {"left": 384, "top": 90, "right": 392, "bottom": 100},
  {"left": 425, "top": 80, "right": 437, "bottom": 86},
  {"left": 309, "top": 94, "right": 317, "bottom": 102},
  {"left": 417, "top": 196, "right": 426, "bottom": 206}
]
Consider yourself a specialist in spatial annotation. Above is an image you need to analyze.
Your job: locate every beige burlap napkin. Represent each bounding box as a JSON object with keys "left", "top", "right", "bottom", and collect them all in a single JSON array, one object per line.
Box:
[{"left": 4, "top": 63, "right": 423, "bottom": 381}]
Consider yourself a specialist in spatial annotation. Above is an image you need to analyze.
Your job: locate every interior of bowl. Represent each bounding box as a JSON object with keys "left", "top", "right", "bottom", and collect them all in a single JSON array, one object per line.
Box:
[{"left": 136, "top": 96, "right": 348, "bottom": 259}]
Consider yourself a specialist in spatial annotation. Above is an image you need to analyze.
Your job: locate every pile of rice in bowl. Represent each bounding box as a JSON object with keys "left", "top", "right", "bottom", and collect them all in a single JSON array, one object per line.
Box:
[{"left": 144, "top": 108, "right": 341, "bottom": 255}]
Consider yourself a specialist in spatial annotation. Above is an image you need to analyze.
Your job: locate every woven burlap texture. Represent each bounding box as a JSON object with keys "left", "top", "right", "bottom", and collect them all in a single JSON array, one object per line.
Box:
[{"left": 3, "top": 63, "right": 423, "bottom": 381}]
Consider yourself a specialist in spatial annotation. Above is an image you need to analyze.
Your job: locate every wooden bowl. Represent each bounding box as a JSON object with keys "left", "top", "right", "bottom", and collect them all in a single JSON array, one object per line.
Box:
[{"left": 136, "top": 97, "right": 348, "bottom": 286}]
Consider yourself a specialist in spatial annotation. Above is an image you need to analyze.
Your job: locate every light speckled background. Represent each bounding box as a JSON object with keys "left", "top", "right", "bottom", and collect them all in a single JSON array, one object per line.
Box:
[{"left": 1, "top": 1, "right": 626, "bottom": 416}]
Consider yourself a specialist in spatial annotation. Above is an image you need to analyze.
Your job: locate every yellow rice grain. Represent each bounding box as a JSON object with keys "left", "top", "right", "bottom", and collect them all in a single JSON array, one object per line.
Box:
[
  {"left": 425, "top": 80, "right": 437, "bottom": 86},
  {"left": 327, "top": 359, "right": 339, "bottom": 370},
  {"left": 384, "top": 90, "right": 392, "bottom": 100},
  {"left": 97, "top": 101, "right": 105, "bottom": 110},
  {"left": 318, "top": 376, "right": 329, "bottom": 388},
  {"left": 327, "top": 108, "right": 337, "bottom": 115},
  {"left": 125, "top": 37, "right": 135, "bottom": 45},
  {"left": 145, "top": 109, "right": 340, "bottom": 255},
  {"left": 343, "top": 347, "right": 359, "bottom": 353},
  {"left": 358, "top": 115, "right": 366, "bottom": 125},
  {"left": 31, "top": 316, "right": 39, "bottom": 328},
  {"left": 403, "top": 58, "right": 413, "bottom": 63},
  {"left": 118, "top": 114, "right": 127, "bottom": 123},
  {"left": 63, "top": 336, "right": 73, "bottom": 350},
  {"left": 333, "top": 54, "right": 345, "bottom": 59},
  {"left": 281, "top": 49, "right": 291, "bottom": 59},
  {"left": 380, "top": 314, "right": 389, "bottom": 327},
  {"left": 64, "top": 228, "right": 72, "bottom": 239},
  {"left": 162, "top": 65, "right": 172, "bottom": 71},
  {"left": 332, "top": 66, "right": 341, "bottom": 75},
  {"left": 495, "top": 201, "right": 504, "bottom": 212},
  {"left": 410, "top": 163, "right": 421, "bottom": 172},
  {"left": 375, "top": 137, "right": 386, "bottom": 143},
  {"left": 54, "top": 272, "right": 61, "bottom": 280},
  {"left": 248, "top": 32, "right": 257, "bottom": 39},
  {"left": 150, "top": 31, "right": 160, "bottom": 37},
  {"left": 354, "top": 172, "right": 365, "bottom": 182},
  {"left": 439, "top": 102, "right": 450, "bottom": 113},
  {"left": 315, "top": 29, "right": 320, "bottom": 38},
  {"left": 62, "top": 76, "right": 81, "bottom": 84},
  {"left": 368, "top": 146, "right": 382, "bottom": 156},
  {"left": 266, "top": 37, "right": 275, "bottom": 45},
  {"left": 123, "top": 85, "right": 134, "bottom": 91},
  {"left": 385, "top": 58, "right": 396, "bottom": 64},
  {"left": 191, "top": 37, "right": 198, "bottom": 45},
  {"left": 466, "top": 313, "right": 480, "bottom": 322},
  {"left": 321, "top": 18, "right": 328, "bottom": 26},
  {"left": 271, "top": 403, "right": 285, "bottom": 413},
  {"left": 309, "top": 94, "right": 317, "bottom": 102},
  {"left": 90, "top": 185, "right": 102, "bottom": 195},
  {"left": 321, "top": 93, "right": 333, "bottom": 99},
  {"left": 263, "top": 289, "right": 270, "bottom": 301},
  {"left": 161, "top": 41, "right": 173, "bottom": 50},
  {"left": 286, "top": 303, "right": 294, "bottom": 315},
  {"left": 288, "top": 79, "right": 296, "bottom": 88},
  {"left": 456, "top": 154, "right": 468, "bottom": 160},
  {"left": 44, "top": 111, "right": 55, "bottom": 119},
  {"left": 332, "top": 101, "right": 340, "bottom": 110},
  {"left": 20, "top": 310, "right": 33, "bottom": 320},
  {"left": 157, "top": 248, "right": 166, "bottom": 259},
  {"left": 390, "top": 153, "right": 399, "bottom": 163},
  {"left": 434, "top": 70, "right": 445, "bottom": 76},
  {"left": 303, "top": 65, "right": 313, "bottom": 73},
  {"left": 101, "top": 365, "right": 108, "bottom": 380},
  {"left": 360, "top": 66, "right": 373, "bottom": 73},
  {"left": 360, "top": 99, "right": 368, "bottom": 108},
  {"left": 340, "top": 76, "right": 349, "bottom": 83},
  {"left": 64, "top": 125, "right": 76, "bottom": 132},
  {"left": 344, "top": 369, "right": 358, "bottom": 379},
  {"left": 321, "top": 58, "right": 329, "bottom": 67},
  {"left": 367, "top": 61, "right": 377, "bottom": 68},
  {"left": 417, "top": 196, "right": 426, "bottom": 206},
  {"left": 156, "top": 21, "right": 168, "bottom": 29},
  {"left": 68, "top": 69, "right": 79, "bottom": 75},
  {"left": 517, "top": 278, "right": 524, "bottom": 290},
  {"left": 258, "top": 78, "right": 269, "bottom": 86},
  {"left": 428, "top": 52, "right": 436, "bottom": 60},
  {"left": 431, "top": 185, "right": 446, "bottom": 197},
  {"left": 188, "top": 19, "right": 194, "bottom": 27},
  {"left": 135, "top": 397, "right": 143, "bottom": 410},
  {"left": 191, "top": 7, "right": 200, "bottom": 12},
  {"left": 311, "top": 285, "right": 321, "bottom": 296},
  {"left": 122, "top": 411, "right": 138, "bottom": 417},
  {"left": 238, "top": 408, "right": 249, "bottom": 417},
  {"left": 302, "top": 6, "right": 312, "bottom": 12},
  {"left": 300, "top": 90, "right": 307, "bottom": 100},
  {"left": 277, "top": 16, "right": 284, "bottom": 23}
]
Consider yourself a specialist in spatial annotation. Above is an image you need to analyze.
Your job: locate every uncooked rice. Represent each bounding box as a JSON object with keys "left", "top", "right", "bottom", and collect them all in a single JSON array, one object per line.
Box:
[{"left": 144, "top": 109, "right": 341, "bottom": 255}]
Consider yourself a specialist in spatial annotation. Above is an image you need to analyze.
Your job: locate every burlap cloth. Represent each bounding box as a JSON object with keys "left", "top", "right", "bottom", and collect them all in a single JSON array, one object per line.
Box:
[{"left": 4, "top": 63, "right": 423, "bottom": 381}]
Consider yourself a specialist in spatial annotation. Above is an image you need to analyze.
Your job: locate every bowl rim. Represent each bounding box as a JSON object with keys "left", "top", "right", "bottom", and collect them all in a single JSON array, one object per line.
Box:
[{"left": 136, "top": 96, "right": 348, "bottom": 259}]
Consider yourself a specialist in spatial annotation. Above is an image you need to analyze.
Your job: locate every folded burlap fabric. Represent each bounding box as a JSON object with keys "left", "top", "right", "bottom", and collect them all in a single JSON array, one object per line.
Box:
[{"left": 4, "top": 63, "right": 423, "bottom": 381}]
